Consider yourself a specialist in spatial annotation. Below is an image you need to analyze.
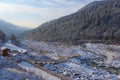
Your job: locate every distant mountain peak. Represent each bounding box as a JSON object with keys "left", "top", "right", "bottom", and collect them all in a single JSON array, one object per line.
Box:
[{"left": 0, "top": 19, "right": 29, "bottom": 36}]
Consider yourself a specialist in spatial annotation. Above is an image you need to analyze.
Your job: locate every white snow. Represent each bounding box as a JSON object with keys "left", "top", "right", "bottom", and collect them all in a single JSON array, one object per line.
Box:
[
  {"left": 22, "top": 40, "right": 82, "bottom": 60},
  {"left": 5, "top": 44, "right": 27, "bottom": 53},
  {"left": 0, "top": 56, "right": 42, "bottom": 80},
  {"left": 20, "top": 40, "right": 120, "bottom": 80},
  {"left": 1, "top": 46, "right": 7, "bottom": 50},
  {"left": 84, "top": 43, "right": 120, "bottom": 68},
  {"left": 18, "top": 61, "right": 61, "bottom": 80},
  {"left": 18, "top": 61, "right": 36, "bottom": 70}
]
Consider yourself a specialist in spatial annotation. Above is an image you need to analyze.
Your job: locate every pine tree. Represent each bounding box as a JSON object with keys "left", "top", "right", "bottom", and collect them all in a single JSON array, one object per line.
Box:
[{"left": 10, "top": 34, "right": 19, "bottom": 46}]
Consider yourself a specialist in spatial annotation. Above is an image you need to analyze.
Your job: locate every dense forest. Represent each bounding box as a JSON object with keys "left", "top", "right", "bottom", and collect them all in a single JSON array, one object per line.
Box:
[{"left": 22, "top": 0, "right": 120, "bottom": 44}]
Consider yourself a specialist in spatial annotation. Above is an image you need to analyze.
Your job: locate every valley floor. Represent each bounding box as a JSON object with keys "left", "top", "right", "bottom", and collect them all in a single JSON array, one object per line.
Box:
[{"left": 0, "top": 40, "right": 120, "bottom": 80}]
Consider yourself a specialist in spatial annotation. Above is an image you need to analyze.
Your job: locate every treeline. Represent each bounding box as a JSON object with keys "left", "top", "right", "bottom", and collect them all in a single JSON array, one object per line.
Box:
[
  {"left": 0, "top": 30, "right": 20, "bottom": 45},
  {"left": 0, "top": 30, "right": 6, "bottom": 42}
]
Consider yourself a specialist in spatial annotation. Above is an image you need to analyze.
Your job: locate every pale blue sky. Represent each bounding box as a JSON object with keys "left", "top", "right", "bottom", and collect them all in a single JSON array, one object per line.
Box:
[{"left": 0, "top": 0, "right": 100, "bottom": 28}]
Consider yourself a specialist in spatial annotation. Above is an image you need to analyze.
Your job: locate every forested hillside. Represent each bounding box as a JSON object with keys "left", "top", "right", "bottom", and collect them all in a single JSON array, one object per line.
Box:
[{"left": 22, "top": 0, "right": 120, "bottom": 44}]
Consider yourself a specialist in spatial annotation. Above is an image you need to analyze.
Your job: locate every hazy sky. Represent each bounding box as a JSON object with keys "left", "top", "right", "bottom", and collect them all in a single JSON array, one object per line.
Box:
[{"left": 0, "top": 0, "right": 100, "bottom": 28}]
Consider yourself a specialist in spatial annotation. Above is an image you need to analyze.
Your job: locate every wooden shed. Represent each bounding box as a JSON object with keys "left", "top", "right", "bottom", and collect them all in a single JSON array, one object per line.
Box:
[{"left": 1, "top": 46, "right": 10, "bottom": 56}]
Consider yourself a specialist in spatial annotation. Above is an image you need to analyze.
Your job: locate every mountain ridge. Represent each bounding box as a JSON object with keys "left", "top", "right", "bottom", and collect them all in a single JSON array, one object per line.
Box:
[
  {"left": 0, "top": 19, "right": 29, "bottom": 36},
  {"left": 22, "top": 0, "right": 120, "bottom": 44}
]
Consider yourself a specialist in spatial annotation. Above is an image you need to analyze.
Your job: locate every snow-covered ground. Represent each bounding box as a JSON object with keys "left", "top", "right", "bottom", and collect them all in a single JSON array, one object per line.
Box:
[
  {"left": 18, "top": 61, "right": 61, "bottom": 80},
  {"left": 22, "top": 40, "right": 120, "bottom": 80},
  {"left": 44, "top": 56, "right": 119, "bottom": 80},
  {"left": 22, "top": 40, "right": 83, "bottom": 60},
  {"left": 0, "top": 56, "right": 43, "bottom": 80},
  {"left": 85, "top": 43, "right": 120, "bottom": 68},
  {"left": 0, "top": 40, "right": 120, "bottom": 80},
  {"left": 5, "top": 43, "right": 27, "bottom": 53},
  {"left": 0, "top": 68, "right": 41, "bottom": 80}
]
